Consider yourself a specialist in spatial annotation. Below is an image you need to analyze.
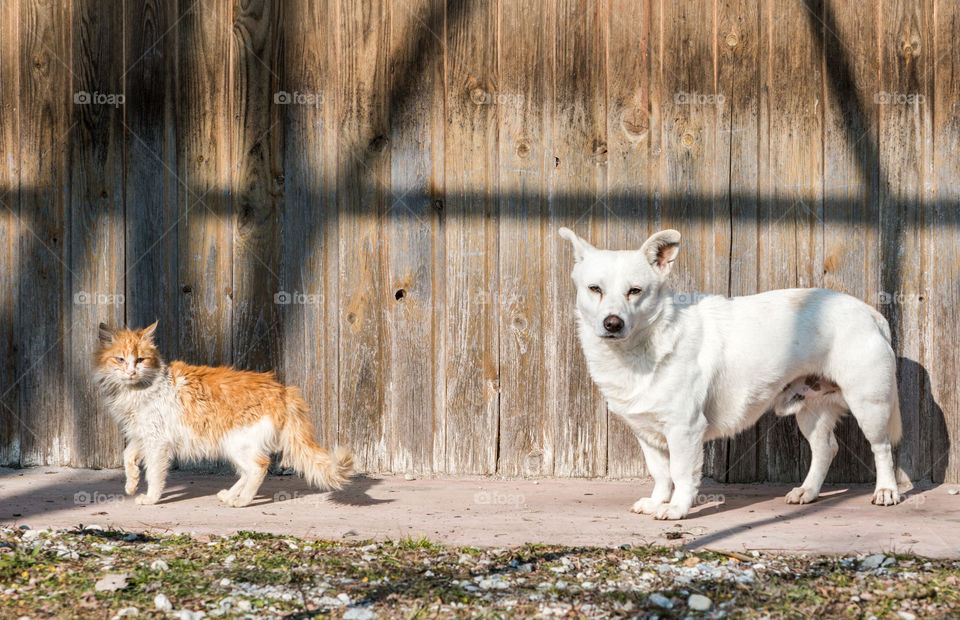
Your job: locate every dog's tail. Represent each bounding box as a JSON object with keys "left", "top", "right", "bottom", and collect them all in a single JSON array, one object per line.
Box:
[{"left": 277, "top": 387, "right": 354, "bottom": 490}]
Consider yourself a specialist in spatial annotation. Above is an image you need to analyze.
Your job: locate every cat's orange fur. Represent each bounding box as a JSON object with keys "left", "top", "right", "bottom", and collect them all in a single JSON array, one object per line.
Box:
[{"left": 95, "top": 322, "right": 354, "bottom": 507}]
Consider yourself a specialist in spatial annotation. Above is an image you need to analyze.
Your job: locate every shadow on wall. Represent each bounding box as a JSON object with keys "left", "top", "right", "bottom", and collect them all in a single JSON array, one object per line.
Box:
[{"left": 898, "top": 357, "right": 949, "bottom": 483}]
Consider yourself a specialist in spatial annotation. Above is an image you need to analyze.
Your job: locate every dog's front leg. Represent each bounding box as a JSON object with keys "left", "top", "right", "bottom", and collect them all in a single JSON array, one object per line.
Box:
[
  {"left": 631, "top": 437, "right": 673, "bottom": 514},
  {"left": 654, "top": 426, "right": 705, "bottom": 520}
]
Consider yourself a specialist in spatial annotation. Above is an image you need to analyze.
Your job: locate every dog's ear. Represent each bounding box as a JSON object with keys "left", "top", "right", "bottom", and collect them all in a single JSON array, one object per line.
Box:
[
  {"left": 98, "top": 323, "right": 114, "bottom": 347},
  {"left": 640, "top": 230, "right": 681, "bottom": 277},
  {"left": 558, "top": 227, "right": 596, "bottom": 262}
]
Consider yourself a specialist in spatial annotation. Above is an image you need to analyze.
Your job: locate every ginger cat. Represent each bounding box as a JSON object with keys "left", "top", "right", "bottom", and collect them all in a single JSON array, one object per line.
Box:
[{"left": 95, "top": 322, "right": 354, "bottom": 507}]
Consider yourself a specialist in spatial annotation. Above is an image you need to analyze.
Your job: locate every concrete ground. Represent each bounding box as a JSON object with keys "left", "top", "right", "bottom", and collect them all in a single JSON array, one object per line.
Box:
[{"left": 1, "top": 467, "right": 958, "bottom": 558}]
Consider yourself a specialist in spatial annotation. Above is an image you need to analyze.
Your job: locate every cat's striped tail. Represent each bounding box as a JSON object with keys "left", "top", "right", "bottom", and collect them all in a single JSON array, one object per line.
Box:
[{"left": 277, "top": 387, "right": 355, "bottom": 490}]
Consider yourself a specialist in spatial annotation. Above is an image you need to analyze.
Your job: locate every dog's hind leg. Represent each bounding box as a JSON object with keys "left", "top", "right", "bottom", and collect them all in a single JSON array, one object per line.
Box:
[
  {"left": 631, "top": 437, "right": 673, "bottom": 514},
  {"left": 847, "top": 396, "right": 901, "bottom": 506},
  {"left": 786, "top": 408, "right": 840, "bottom": 504}
]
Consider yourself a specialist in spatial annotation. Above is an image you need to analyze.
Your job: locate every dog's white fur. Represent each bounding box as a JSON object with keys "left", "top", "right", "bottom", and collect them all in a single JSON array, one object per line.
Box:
[{"left": 559, "top": 227, "right": 902, "bottom": 520}]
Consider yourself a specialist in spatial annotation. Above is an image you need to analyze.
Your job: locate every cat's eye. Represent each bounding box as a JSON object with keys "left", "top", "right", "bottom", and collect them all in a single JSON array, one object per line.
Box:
[
  {"left": 135, "top": 358, "right": 145, "bottom": 364},
  {"left": 588, "top": 285, "right": 602, "bottom": 294},
  {"left": 114, "top": 357, "right": 124, "bottom": 363},
  {"left": 627, "top": 287, "right": 643, "bottom": 296}
]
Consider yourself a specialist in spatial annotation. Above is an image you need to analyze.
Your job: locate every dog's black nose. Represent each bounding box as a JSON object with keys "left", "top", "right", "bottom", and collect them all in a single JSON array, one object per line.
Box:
[{"left": 603, "top": 315, "right": 624, "bottom": 333}]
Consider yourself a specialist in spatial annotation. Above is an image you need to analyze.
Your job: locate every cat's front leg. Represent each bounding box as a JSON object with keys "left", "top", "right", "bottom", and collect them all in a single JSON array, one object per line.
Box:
[
  {"left": 123, "top": 440, "right": 141, "bottom": 495},
  {"left": 136, "top": 446, "right": 171, "bottom": 505}
]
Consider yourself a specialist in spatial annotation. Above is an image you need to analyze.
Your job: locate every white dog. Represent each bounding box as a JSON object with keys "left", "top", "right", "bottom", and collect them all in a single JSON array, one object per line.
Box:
[{"left": 559, "top": 227, "right": 902, "bottom": 520}]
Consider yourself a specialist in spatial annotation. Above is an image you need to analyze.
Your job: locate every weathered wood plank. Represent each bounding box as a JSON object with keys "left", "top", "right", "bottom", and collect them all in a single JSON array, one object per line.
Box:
[
  {"left": 657, "top": 0, "right": 727, "bottom": 479},
  {"left": 757, "top": 0, "right": 823, "bottom": 482},
  {"left": 715, "top": 0, "right": 761, "bottom": 483},
  {"left": 930, "top": 0, "right": 960, "bottom": 484},
  {"left": 232, "top": 0, "right": 283, "bottom": 373},
  {"left": 17, "top": 0, "right": 72, "bottom": 465},
  {"left": 821, "top": 0, "right": 879, "bottom": 482},
  {"left": 604, "top": 0, "right": 649, "bottom": 479},
  {"left": 69, "top": 0, "right": 126, "bottom": 468},
  {"left": 442, "top": 0, "right": 499, "bottom": 475},
  {"left": 177, "top": 0, "right": 233, "bottom": 367},
  {"left": 281, "top": 0, "right": 340, "bottom": 450},
  {"left": 497, "top": 0, "right": 553, "bottom": 477},
  {"left": 125, "top": 0, "right": 180, "bottom": 362},
  {"left": 384, "top": 0, "right": 443, "bottom": 474},
  {"left": 549, "top": 0, "right": 608, "bottom": 477},
  {"left": 878, "top": 0, "right": 930, "bottom": 484},
  {"left": 337, "top": 0, "right": 390, "bottom": 471},
  {"left": 0, "top": 0, "right": 21, "bottom": 465}
]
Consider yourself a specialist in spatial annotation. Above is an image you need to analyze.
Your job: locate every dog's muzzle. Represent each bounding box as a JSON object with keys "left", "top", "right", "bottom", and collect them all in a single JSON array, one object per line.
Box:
[{"left": 602, "top": 314, "right": 624, "bottom": 335}]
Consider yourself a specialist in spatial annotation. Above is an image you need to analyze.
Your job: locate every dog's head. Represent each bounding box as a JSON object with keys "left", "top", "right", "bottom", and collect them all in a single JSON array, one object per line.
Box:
[{"left": 558, "top": 227, "right": 680, "bottom": 340}]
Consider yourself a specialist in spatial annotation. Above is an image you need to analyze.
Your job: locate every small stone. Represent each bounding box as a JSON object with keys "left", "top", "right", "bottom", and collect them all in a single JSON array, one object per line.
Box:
[
  {"left": 171, "top": 611, "right": 204, "bottom": 620},
  {"left": 337, "top": 593, "right": 351, "bottom": 604},
  {"left": 154, "top": 593, "right": 173, "bottom": 612},
  {"left": 949, "top": 489, "right": 958, "bottom": 495},
  {"left": 649, "top": 593, "right": 673, "bottom": 609},
  {"left": 861, "top": 554, "right": 887, "bottom": 570},
  {"left": 243, "top": 539, "right": 256, "bottom": 548},
  {"left": 95, "top": 573, "right": 128, "bottom": 592},
  {"left": 223, "top": 554, "right": 236, "bottom": 564},
  {"left": 18, "top": 525, "right": 29, "bottom": 530},
  {"left": 859, "top": 592, "right": 875, "bottom": 601},
  {"left": 343, "top": 608, "right": 378, "bottom": 620},
  {"left": 86, "top": 524, "right": 104, "bottom": 531},
  {"left": 897, "top": 613, "right": 917, "bottom": 620},
  {"left": 114, "top": 607, "right": 138, "bottom": 617},
  {"left": 532, "top": 481, "right": 539, "bottom": 485},
  {"left": 688, "top": 594, "right": 712, "bottom": 611},
  {"left": 219, "top": 578, "right": 230, "bottom": 587},
  {"left": 235, "top": 600, "right": 251, "bottom": 612},
  {"left": 403, "top": 473, "right": 416, "bottom": 481},
  {"left": 150, "top": 559, "right": 169, "bottom": 571},
  {"left": 123, "top": 533, "right": 138, "bottom": 542}
]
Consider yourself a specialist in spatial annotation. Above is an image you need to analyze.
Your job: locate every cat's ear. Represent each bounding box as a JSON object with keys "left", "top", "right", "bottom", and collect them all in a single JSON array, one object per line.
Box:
[
  {"left": 98, "top": 323, "right": 114, "bottom": 347},
  {"left": 140, "top": 321, "right": 158, "bottom": 341}
]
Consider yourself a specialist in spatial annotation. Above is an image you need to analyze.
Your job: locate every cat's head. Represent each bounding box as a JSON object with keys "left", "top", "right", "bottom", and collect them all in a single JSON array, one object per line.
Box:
[{"left": 96, "top": 322, "right": 163, "bottom": 386}]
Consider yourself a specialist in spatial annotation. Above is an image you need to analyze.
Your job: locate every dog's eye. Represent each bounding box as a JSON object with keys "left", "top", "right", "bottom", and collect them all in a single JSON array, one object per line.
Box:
[
  {"left": 588, "top": 285, "right": 602, "bottom": 294},
  {"left": 627, "top": 287, "right": 643, "bottom": 296}
]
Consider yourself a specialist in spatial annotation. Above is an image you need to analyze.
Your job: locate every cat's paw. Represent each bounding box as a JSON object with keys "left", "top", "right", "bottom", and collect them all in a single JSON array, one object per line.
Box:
[
  {"left": 125, "top": 479, "right": 139, "bottom": 495},
  {"left": 134, "top": 494, "right": 158, "bottom": 506},
  {"left": 785, "top": 486, "right": 818, "bottom": 504},
  {"left": 630, "top": 498, "right": 665, "bottom": 514},
  {"left": 216, "top": 489, "right": 234, "bottom": 504}
]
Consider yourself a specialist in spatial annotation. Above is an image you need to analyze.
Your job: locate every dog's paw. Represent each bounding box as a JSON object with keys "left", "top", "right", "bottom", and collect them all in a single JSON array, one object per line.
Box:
[
  {"left": 134, "top": 494, "right": 158, "bottom": 506},
  {"left": 785, "top": 486, "right": 818, "bottom": 504},
  {"left": 871, "top": 487, "right": 900, "bottom": 506},
  {"left": 228, "top": 496, "right": 253, "bottom": 508},
  {"left": 124, "top": 479, "right": 139, "bottom": 495},
  {"left": 653, "top": 503, "right": 688, "bottom": 520},
  {"left": 216, "top": 489, "right": 234, "bottom": 504},
  {"left": 630, "top": 498, "right": 665, "bottom": 514}
]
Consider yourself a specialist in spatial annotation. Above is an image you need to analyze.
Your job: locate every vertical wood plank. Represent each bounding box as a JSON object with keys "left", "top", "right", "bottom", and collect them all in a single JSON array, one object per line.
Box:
[
  {"left": 821, "top": 0, "right": 879, "bottom": 482},
  {"left": 657, "top": 0, "right": 727, "bottom": 478},
  {"left": 17, "top": 0, "right": 72, "bottom": 465},
  {"left": 384, "top": 0, "right": 443, "bottom": 473},
  {"left": 757, "top": 0, "right": 823, "bottom": 482},
  {"left": 715, "top": 0, "right": 761, "bottom": 483},
  {"left": 69, "top": 0, "right": 126, "bottom": 467},
  {"left": 0, "top": 0, "right": 21, "bottom": 465},
  {"left": 497, "top": 0, "right": 553, "bottom": 477},
  {"left": 338, "top": 0, "right": 390, "bottom": 471},
  {"left": 177, "top": 0, "right": 233, "bottom": 366},
  {"left": 281, "top": 0, "right": 340, "bottom": 450},
  {"left": 604, "top": 0, "right": 649, "bottom": 479},
  {"left": 930, "top": 0, "right": 960, "bottom": 484},
  {"left": 125, "top": 0, "right": 180, "bottom": 362},
  {"left": 878, "top": 0, "right": 930, "bottom": 484},
  {"left": 232, "top": 0, "right": 283, "bottom": 373},
  {"left": 549, "top": 0, "right": 608, "bottom": 477},
  {"left": 442, "top": 0, "right": 499, "bottom": 474}
]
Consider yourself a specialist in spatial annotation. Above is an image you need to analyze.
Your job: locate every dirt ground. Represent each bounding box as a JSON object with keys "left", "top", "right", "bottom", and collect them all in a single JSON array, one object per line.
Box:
[{"left": 1, "top": 468, "right": 958, "bottom": 558}]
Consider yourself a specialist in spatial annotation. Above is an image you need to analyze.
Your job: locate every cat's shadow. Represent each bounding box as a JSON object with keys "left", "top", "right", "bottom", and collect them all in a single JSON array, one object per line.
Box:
[{"left": 159, "top": 472, "right": 393, "bottom": 508}]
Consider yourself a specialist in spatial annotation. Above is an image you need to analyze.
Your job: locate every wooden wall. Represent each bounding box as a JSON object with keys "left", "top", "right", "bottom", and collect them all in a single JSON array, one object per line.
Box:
[{"left": 0, "top": 0, "right": 956, "bottom": 483}]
